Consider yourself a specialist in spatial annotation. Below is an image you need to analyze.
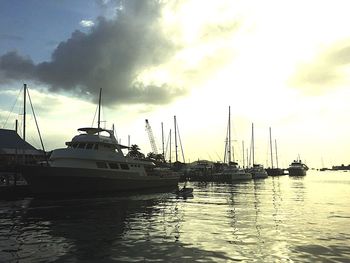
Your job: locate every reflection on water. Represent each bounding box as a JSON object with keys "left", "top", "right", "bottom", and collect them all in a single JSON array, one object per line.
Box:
[{"left": 1, "top": 171, "right": 350, "bottom": 262}]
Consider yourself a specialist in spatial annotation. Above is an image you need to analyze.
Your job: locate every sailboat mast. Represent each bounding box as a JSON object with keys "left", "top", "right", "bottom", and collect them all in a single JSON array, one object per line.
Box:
[
  {"left": 269, "top": 127, "right": 274, "bottom": 168},
  {"left": 97, "top": 88, "right": 102, "bottom": 129},
  {"left": 252, "top": 123, "right": 255, "bottom": 165},
  {"left": 228, "top": 106, "right": 231, "bottom": 164},
  {"left": 23, "top": 83, "right": 27, "bottom": 141},
  {"left": 275, "top": 139, "right": 279, "bottom": 168},
  {"left": 174, "top": 116, "right": 178, "bottom": 162},
  {"left": 169, "top": 129, "right": 172, "bottom": 163},
  {"left": 161, "top": 122, "right": 165, "bottom": 160},
  {"left": 242, "top": 140, "right": 245, "bottom": 168}
]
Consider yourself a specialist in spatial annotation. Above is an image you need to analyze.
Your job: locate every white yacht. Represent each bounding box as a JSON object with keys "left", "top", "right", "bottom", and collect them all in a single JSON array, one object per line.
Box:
[
  {"left": 288, "top": 159, "right": 308, "bottom": 176},
  {"left": 21, "top": 127, "right": 179, "bottom": 195},
  {"left": 21, "top": 90, "right": 179, "bottom": 195}
]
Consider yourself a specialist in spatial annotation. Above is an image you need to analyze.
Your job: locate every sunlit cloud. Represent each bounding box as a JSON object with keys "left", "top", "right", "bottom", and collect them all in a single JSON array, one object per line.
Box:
[
  {"left": 290, "top": 39, "right": 350, "bottom": 95},
  {"left": 79, "top": 20, "right": 95, "bottom": 28}
]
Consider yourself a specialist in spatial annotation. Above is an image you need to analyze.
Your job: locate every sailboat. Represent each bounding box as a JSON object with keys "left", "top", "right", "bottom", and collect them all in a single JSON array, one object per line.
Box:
[
  {"left": 21, "top": 89, "right": 180, "bottom": 195},
  {"left": 247, "top": 123, "right": 268, "bottom": 179},
  {"left": 265, "top": 127, "right": 285, "bottom": 176},
  {"left": 214, "top": 106, "right": 252, "bottom": 181}
]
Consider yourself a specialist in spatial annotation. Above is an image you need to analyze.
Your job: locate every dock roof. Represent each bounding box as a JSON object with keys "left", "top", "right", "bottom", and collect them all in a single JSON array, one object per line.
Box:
[{"left": 0, "top": 129, "right": 40, "bottom": 155}]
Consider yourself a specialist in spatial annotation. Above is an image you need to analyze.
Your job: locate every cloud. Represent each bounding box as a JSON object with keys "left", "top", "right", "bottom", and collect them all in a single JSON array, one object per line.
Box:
[
  {"left": 290, "top": 39, "right": 350, "bottom": 94},
  {"left": 0, "top": 0, "right": 244, "bottom": 107},
  {"left": 0, "top": 51, "right": 35, "bottom": 82},
  {"left": 0, "top": 0, "right": 184, "bottom": 106},
  {"left": 79, "top": 20, "right": 95, "bottom": 28}
]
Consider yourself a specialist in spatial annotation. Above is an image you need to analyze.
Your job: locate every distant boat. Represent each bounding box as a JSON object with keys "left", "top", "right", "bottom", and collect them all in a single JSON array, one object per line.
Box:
[
  {"left": 215, "top": 106, "right": 252, "bottom": 181},
  {"left": 288, "top": 159, "right": 309, "bottom": 176},
  {"left": 21, "top": 89, "right": 180, "bottom": 195},
  {"left": 248, "top": 164, "right": 268, "bottom": 179},
  {"left": 218, "top": 162, "right": 252, "bottom": 180},
  {"left": 265, "top": 127, "right": 285, "bottom": 176},
  {"left": 248, "top": 123, "right": 268, "bottom": 179}
]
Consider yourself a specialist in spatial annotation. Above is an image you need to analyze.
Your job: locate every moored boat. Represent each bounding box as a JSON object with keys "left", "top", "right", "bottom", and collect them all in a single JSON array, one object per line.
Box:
[
  {"left": 288, "top": 159, "right": 308, "bottom": 176},
  {"left": 265, "top": 168, "right": 285, "bottom": 176},
  {"left": 248, "top": 123, "right": 268, "bottom": 179},
  {"left": 265, "top": 127, "right": 285, "bottom": 176},
  {"left": 215, "top": 106, "right": 252, "bottom": 181},
  {"left": 20, "top": 90, "right": 179, "bottom": 195},
  {"left": 215, "top": 162, "right": 252, "bottom": 181},
  {"left": 248, "top": 164, "right": 268, "bottom": 179}
]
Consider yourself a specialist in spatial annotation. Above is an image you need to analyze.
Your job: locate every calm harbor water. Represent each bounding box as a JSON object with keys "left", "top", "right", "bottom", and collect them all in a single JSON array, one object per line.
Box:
[{"left": 1, "top": 170, "right": 350, "bottom": 262}]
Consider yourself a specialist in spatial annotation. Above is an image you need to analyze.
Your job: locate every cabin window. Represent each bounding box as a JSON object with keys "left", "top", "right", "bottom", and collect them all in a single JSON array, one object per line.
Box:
[
  {"left": 109, "top": 163, "right": 119, "bottom": 169},
  {"left": 120, "top": 164, "right": 129, "bottom": 170},
  {"left": 86, "top": 143, "right": 93, "bottom": 149},
  {"left": 78, "top": 143, "right": 86, "bottom": 149},
  {"left": 96, "top": 162, "right": 108, "bottom": 168}
]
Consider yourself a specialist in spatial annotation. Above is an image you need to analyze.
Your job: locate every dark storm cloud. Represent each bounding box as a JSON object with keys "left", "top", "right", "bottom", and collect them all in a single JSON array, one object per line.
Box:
[
  {"left": 0, "top": 51, "right": 35, "bottom": 81},
  {"left": 0, "top": 0, "right": 184, "bottom": 106},
  {"left": 291, "top": 39, "right": 350, "bottom": 92}
]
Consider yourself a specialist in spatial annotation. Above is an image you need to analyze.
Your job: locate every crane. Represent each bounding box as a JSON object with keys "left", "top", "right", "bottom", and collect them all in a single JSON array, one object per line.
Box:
[{"left": 145, "top": 119, "right": 158, "bottom": 154}]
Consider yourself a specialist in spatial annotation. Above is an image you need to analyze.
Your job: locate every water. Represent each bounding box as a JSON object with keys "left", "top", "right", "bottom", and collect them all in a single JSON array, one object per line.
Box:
[{"left": 1, "top": 170, "right": 350, "bottom": 262}]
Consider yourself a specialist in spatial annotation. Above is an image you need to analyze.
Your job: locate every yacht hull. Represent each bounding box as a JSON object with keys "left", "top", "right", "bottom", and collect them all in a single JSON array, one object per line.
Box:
[
  {"left": 225, "top": 172, "right": 252, "bottom": 181},
  {"left": 251, "top": 172, "right": 268, "bottom": 179},
  {"left": 265, "top": 168, "right": 286, "bottom": 176},
  {"left": 21, "top": 165, "right": 180, "bottom": 195},
  {"left": 248, "top": 169, "right": 268, "bottom": 179},
  {"left": 288, "top": 168, "right": 306, "bottom": 176}
]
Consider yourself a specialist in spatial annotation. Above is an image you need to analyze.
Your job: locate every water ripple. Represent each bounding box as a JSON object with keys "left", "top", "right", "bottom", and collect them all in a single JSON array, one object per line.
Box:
[{"left": 0, "top": 171, "right": 349, "bottom": 262}]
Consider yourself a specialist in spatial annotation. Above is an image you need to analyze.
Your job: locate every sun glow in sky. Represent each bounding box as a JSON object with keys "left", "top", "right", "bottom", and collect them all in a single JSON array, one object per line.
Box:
[{"left": 1, "top": 0, "right": 350, "bottom": 168}]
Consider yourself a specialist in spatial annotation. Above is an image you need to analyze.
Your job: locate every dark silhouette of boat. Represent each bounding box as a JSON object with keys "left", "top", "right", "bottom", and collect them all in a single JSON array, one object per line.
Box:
[{"left": 288, "top": 159, "right": 308, "bottom": 176}]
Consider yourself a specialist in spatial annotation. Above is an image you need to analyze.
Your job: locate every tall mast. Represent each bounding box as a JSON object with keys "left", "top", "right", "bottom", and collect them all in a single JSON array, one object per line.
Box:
[
  {"left": 275, "top": 139, "right": 279, "bottom": 168},
  {"left": 176, "top": 119, "right": 185, "bottom": 163},
  {"left": 252, "top": 123, "right": 255, "bottom": 165},
  {"left": 242, "top": 140, "right": 245, "bottom": 168},
  {"left": 246, "top": 148, "right": 249, "bottom": 167},
  {"left": 161, "top": 122, "right": 165, "bottom": 160},
  {"left": 23, "top": 83, "right": 27, "bottom": 141},
  {"left": 169, "top": 129, "right": 172, "bottom": 163},
  {"left": 174, "top": 115, "right": 178, "bottom": 162},
  {"left": 269, "top": 127, "right": 274, "bottom": 168},
  {"left": 228, "top": 106, "right": 231, "bottom": 164},
  {"left": 97, "top": 88, "right": 102, "bottom": 129}
]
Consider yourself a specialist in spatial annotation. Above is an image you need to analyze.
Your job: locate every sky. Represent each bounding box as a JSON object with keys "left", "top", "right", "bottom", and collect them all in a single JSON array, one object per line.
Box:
[{"left": 1, "top": 0, "right": 350, "bottom": 169}]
